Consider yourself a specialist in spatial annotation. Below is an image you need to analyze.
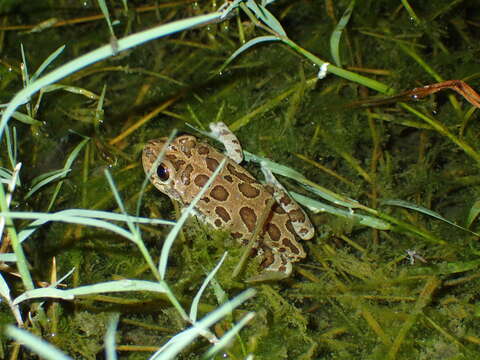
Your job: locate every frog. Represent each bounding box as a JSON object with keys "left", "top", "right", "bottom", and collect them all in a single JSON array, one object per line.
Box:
[{"left": 142, "top": 122, "right": 314, "bottom": 279}]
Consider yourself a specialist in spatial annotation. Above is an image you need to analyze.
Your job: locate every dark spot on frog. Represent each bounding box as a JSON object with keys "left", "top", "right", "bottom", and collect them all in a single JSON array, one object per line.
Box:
[
  {"left": 240, "top": 207, "right": 257, "bottom": 232},
  {"left": 197, "top": 145, "right": 210, "bottom": 155},
  {"left": 206, "top": 157, "right": 219, "bottom": 172},
  {"left": 210, "top": 185, "right": 229, "bottom": 201},
  {"left": 281, "top": 237, "right": 300, "bottom": 255},
  {"left": 194, "top": 174, "right": 209, "bottom": 187},
  {"left": 238, "top": 183, "right": 260, "bottom": 198},
  {"left": 215, "top": 206, "right": 231, "bottom": 222}
]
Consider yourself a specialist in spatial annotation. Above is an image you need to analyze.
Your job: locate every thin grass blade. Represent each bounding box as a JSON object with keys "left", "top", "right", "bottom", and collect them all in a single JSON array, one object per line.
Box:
[
  {"left": 330, "top": 0, "right": 355, "bottom": 66},
  {"left": 245, "top": 0, "right": 286, "bottom": 36},
  {"left": 31, "top": 45, "right": 65, "bottom": 82},
  {"left": 220, "top": 36, "right": 279, "bottom": 73},
  {"left": 203, "top": 312, "right": 255, "bottom": 359},
  {"left": 5, "top": 326, "right": 72, "bottom": 360},
  {"left": 105, "top": 313, "right": 120, "bottom": 360},
  {"left": 466, "top": 199, "right": 480, "bottom": 229},
  {"left": 24, "top": 169, "right": 71, "bottom": 199},
  {"left": 11, "top": 111, "right": 42, "bottom": 125},
  {"left": 292, "top": 192, "right": 391, "bottom": 230},
  {"left": 150, "top": 288, "right": 255, "bottom": 360},
  {"left": 382, "top": 199, "right": 480, "bottom": 236},
  {"left": 190, "top": 252, "right": 228, "bottom": 322},
  {"left": 0, "top": 12, "right": 223, "bottom": 142},
  {"left": 13, "top": 279, "right": 168, "bottom": 305},
  {"left": 47, "top": 137, "right": 89, "bottom": 211},
  {"left": 159, "top": 158, "right": 226, "bottom": 280}
]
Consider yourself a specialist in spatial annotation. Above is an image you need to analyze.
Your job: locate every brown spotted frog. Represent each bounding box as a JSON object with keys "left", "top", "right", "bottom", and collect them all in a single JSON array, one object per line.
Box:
[{"left": 142, "top": 122, "right": 314, "bottom": 278}]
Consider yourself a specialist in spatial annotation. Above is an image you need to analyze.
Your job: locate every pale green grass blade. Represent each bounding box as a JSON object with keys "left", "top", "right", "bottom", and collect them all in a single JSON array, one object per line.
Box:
[
  {"left": 190, "top": 252, "right": 228, "bottom": 322},
  {"left": 3, "top": 211, "right": 134, "bottom": 241},
  {"left": 0, "top": 272, "right": 23, "bottom": 325},
  {"left": 0, "top": 168, "right": 13, "bottom": 183},
  {"left": 159, "top": 159, "right": 226, "bottom": 280},
  {"left": 24, "top": 168, "right": 71, "bottom": 199},
  {"left": 466, "top": 199, "right": 480, "bottom": 228},
  {"left": 245, "top": 151, "right": 362, "bottom": 209},
  {"left": 0, "top": 272, "right": 12, "bottom": 301},
  {"left": 330, "top": 0, "right": 355, "bottom": 66},
  {"left": 105, "top": 313, "right": 120, "bottom": 360},
  {"left": 16, "top": 209, "right": 173, "bottom": 243},
  {"left": 104, "top": 169, "right": 138, "bottom": 237},
  {"left": 220, "top": 36, "right": 280, "bottom": 73},
  {"left": 13, "top": 279, "right": 168, "bottom": 305},
  {"left": 47, "top": 137, "right": 89, "bottom": 211},
  {"left": 292, "top": 192, "right": 391, "bottom": 230},
  {"left": 203, "top": 312, "right": 255, "bottom": 359},
  {"left": 150, "top": 289, "right": 256, "bottom": 360},
  {"left": 382, "top": 199, "right": 480, "bottom": 236},
  {"left": 5, "top": 326, "right": 72, "bottom": 360},
  {"left": 0, "top": 12, "right": 223, "bottom": 141},
  {"left": 245, "top": 0, "right": 286, "bottom": 36},
  {"left": 31, "top": 45, "right": 65, "bottom": 82},
  {"left": 0, "top": 253, "right": 16, "bottom": 262},
  {"left": 136, "top": 130, "right": 177, "bottom": 217}
]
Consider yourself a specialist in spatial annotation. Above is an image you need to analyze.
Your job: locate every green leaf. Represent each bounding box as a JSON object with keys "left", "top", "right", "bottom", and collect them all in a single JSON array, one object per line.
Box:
[
  {"left": 382, "top": 199, "right": 480, "bottom": 237},
  {"left": 220, "top": 35, "right": 280, "bottom": 74},
  {"left": 330, "top": 0, "right": 356, "bottom": 66},
  {"left": 246, "top": 0, "right": 286, "bottom": 36}
]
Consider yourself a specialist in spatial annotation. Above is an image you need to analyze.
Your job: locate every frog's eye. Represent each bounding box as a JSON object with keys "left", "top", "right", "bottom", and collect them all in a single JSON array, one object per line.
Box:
[{"left": 156, "top": 163, "right": 170, "bottom": 181}]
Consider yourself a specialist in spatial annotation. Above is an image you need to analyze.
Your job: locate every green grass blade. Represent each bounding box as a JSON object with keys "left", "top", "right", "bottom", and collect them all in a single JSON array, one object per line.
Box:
[
  {"left": 0, "top": 12, "right": 223, "bottom": 142},
  {"left": 330, "top": 0, "right": 355, "bottom": 66},
  {"left": 203, "top": 312, "right": 255, "bottom": 359},
  {"left": 25, "top": 169, "right": 71, "bottom": 200},
  {"left": 159, "top": 158, "right": 226, "bottom": 280},
  {"left": 31, "top": 45, "right": 65, "bottom": 82},
  {"left": 11, "top": 111, "right": 42, "bottom": 125},
  {"left": 150, "top": 289, "right": 256, "bottom": 360},
  {"left": 16, "top": 209, "right": 173, "bottom": 243},
  {"left": 13, "top": 279, "right": 168, "bottom": 305},
  {"left": 47, "top": 137, "right": 89, "bottom": 211},
  {"left": 3, "top": 211, "right": 134, "bottom": 241},
  {"left": 5, "top": 326, "right": 72, "bottom": 360},
  {"left": 382, "top": 199, "right": 480, "bottom": 236},
  {"left": 466, "top": 199, "right": 480, "bottom": 229},
  {"left": 136, "top": 130, "right": 177, "bottom": 217},
  {"left": 245, "top": 0, "right": 286, "bottom": 36},
  {"left": 190, "top": 252, "right": 228, "bottom": 323},
  {"left": 220, "top": 35, "right": 280, "bottom": 73},
  {"left": 292, "top": 192, "right": 391, "bottom": 230},
  {"left": 97, "top": 0, "right": 115, "bottom": 37}
]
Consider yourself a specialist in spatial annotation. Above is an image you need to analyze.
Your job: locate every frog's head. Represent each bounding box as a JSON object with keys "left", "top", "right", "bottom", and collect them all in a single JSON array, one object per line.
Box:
[{"left": 142, "top": 135, "right": 198, "bottom": 204}]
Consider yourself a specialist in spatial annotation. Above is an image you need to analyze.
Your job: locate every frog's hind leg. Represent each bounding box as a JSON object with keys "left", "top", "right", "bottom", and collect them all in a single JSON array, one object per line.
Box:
[
  {"left": 261, "top": 163, "right": 314, "bottom": 240},
  {"left": 247, "top": 246, "right": 292, "bottom": 282},
  {"left": 209, "top": 122, "right": 243, "bottom": 164}
]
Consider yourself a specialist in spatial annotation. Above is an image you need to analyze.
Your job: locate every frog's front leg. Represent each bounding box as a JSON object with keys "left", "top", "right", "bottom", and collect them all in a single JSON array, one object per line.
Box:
[
  {"left": 261, "top": 163, "right": 315, "bottom": 240},
  {"left": 209, "top": 122, "right": 243, "bottom": 164}
]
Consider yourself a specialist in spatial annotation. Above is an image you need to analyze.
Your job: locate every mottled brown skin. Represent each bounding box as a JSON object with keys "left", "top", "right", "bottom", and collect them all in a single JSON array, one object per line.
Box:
[{"left": 142, "top": 134, "right": 311, "bottom": 274}]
